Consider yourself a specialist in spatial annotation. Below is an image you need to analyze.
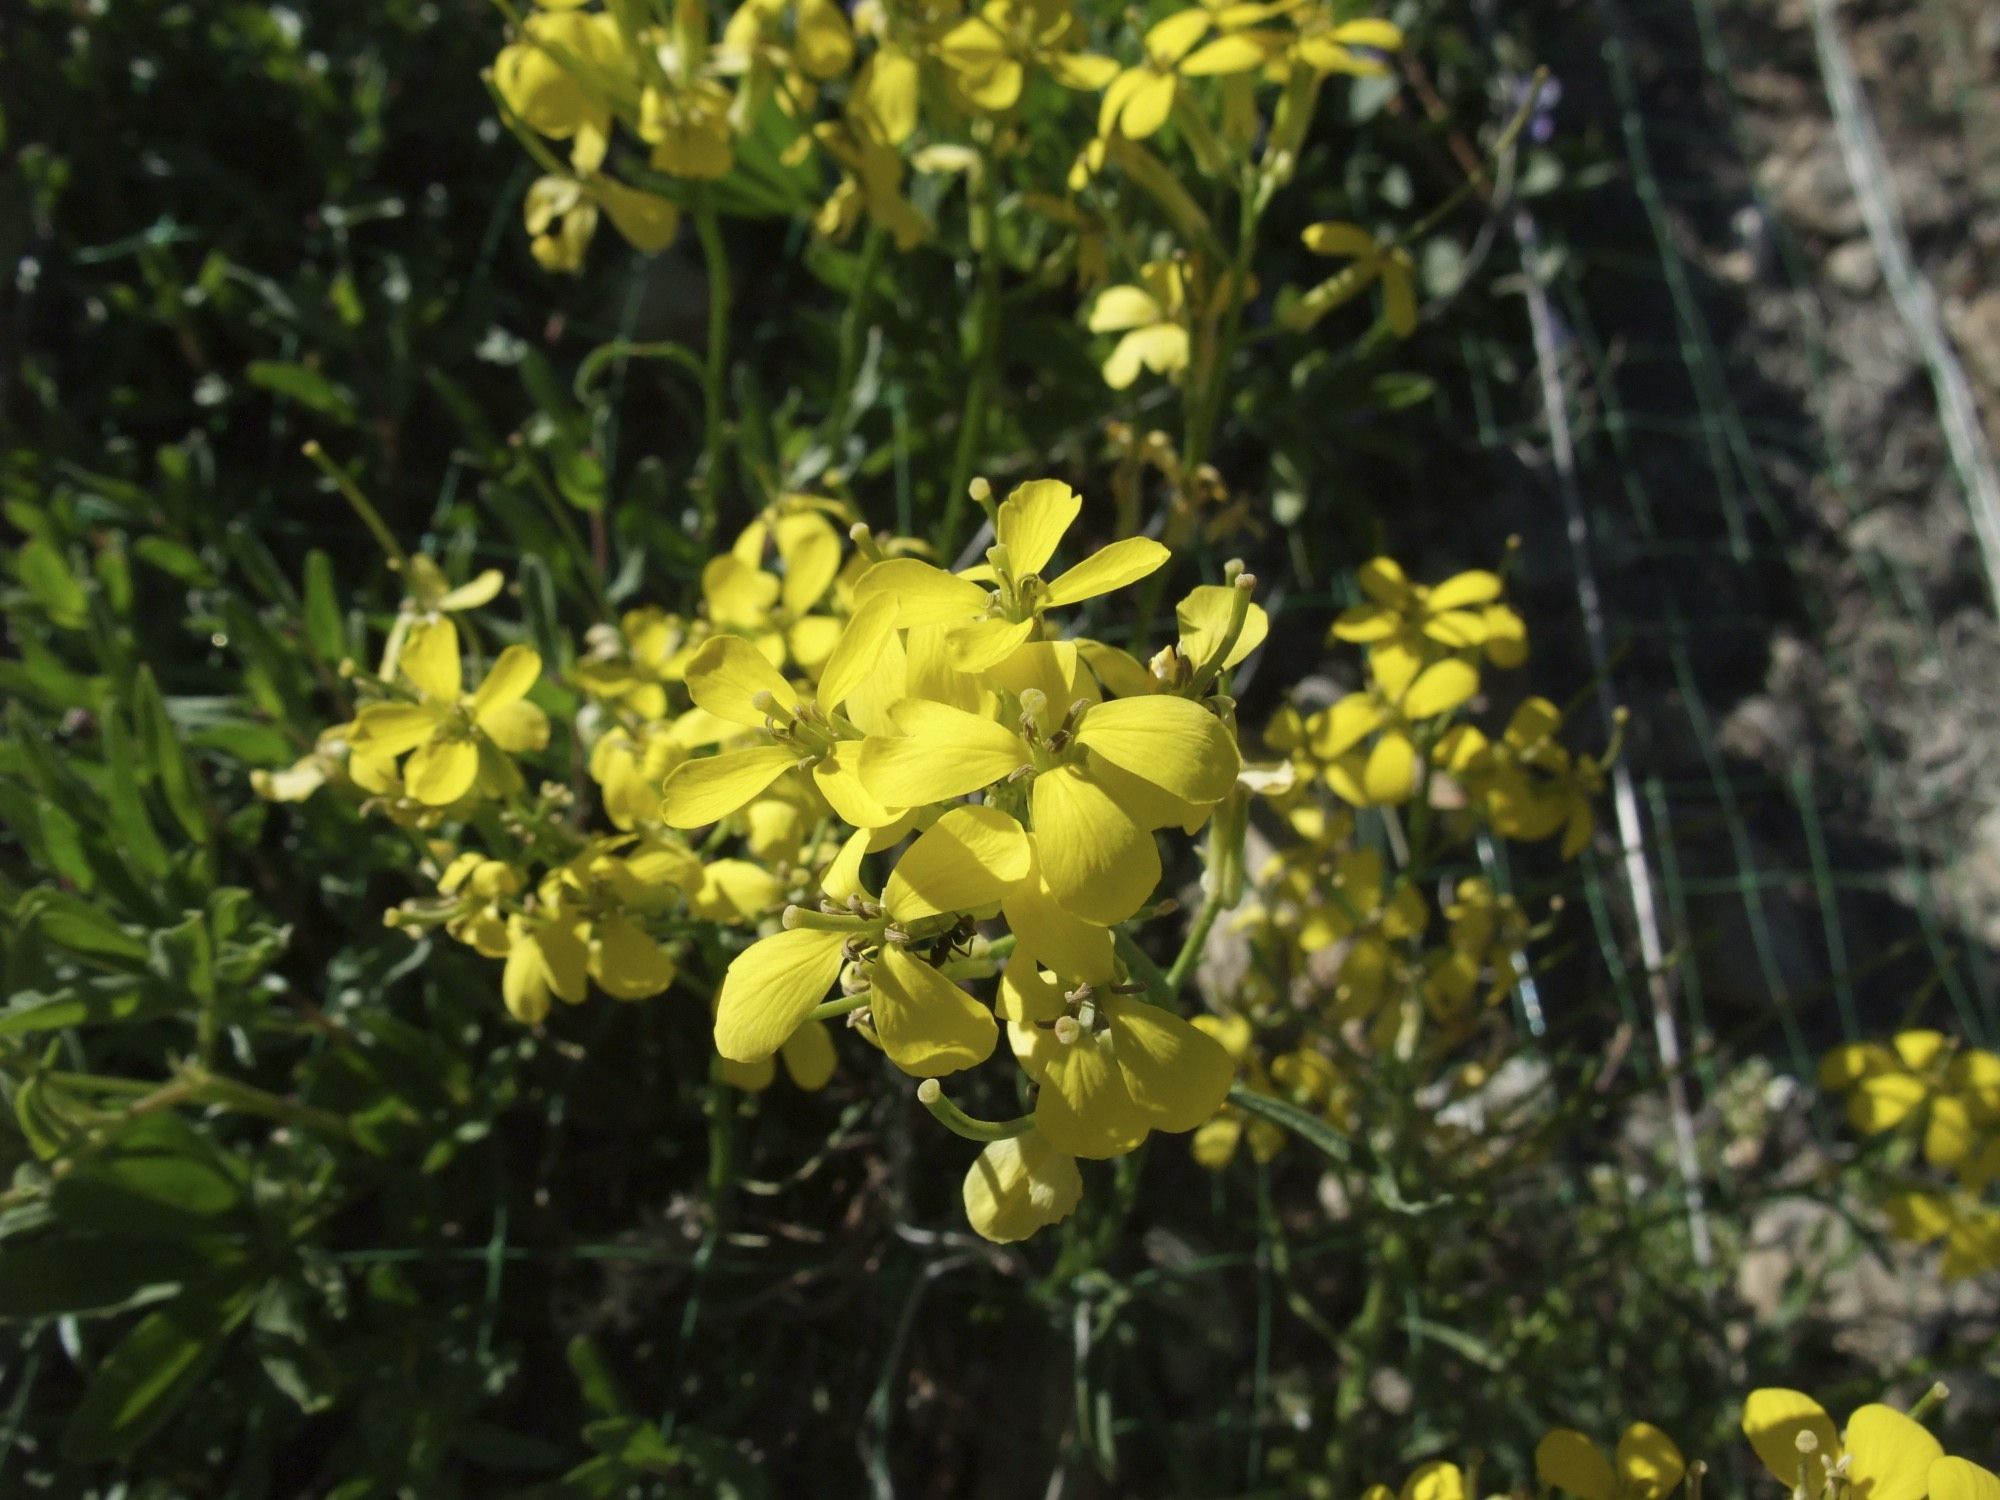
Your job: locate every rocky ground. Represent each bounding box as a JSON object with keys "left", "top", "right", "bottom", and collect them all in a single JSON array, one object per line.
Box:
[{"left": 1470, "top": 0, "right": 2000, "bottom": 1035}]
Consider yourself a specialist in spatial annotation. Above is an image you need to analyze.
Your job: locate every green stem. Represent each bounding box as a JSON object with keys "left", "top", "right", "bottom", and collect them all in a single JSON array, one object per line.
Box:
[
  {"left": 302, "top": 441, "right": 409, "bottom": 577},
  {"left": 1164, "top": 883, "right": 1226, "bottom": 997},
  {"left": 942, "top": 157, "right": 1001, "bottom": 557},
  {"left": 810, "top": 993, "right": 871, "bottom": 1022},
  {"left": 691, "top": 189, "right": 732, "bottom": 534},
  {"left": 916, "top": 1079, "right": 1034, "bottom": 1143}
]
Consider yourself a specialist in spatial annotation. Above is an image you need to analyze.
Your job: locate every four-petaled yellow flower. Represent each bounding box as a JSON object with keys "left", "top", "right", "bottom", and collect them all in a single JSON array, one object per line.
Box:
[{"left": 349, "top": 617, "right": 549, "bottom": 806}]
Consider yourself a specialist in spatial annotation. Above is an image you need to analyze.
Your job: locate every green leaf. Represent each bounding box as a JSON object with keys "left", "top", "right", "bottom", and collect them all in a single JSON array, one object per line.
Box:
[
  {"left": 98, "top": 705, "right": 173, "bottom": 880},
  {"left": 18, "top": 888, "right": 153, "bottom": 966},
  {"left": 52, "top": 1113, "right": 250, "bottom": 1239},
  {"left": 59, "top": 1288, "right": 254, "bottom": 1461},
  {"left": 134, "top": 666, "right": 210, "bottom": 845},
  {"left": 245, "top": 360, "right": 358, "bottom": 424},
  {"left": 0, "top": 984, "right": 167, "bottom": 1036},
  {"left": 301, "top": 549, "right": 346, "bottom": 662},
  {"left": 14, "top": 537, "right": 89, "bottom": 628}
]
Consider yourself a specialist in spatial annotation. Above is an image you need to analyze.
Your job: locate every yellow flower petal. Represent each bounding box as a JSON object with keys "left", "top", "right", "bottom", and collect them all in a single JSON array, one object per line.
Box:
[
  {"left": 436, "top": 569, "right": 506, "bottom": 611},
  {"left": 1535, "top": 1430, "right": 1614, "bottom": 1500},
  {"left": 996, "top": 479, "right": 1081, "bottom": 576},
  {"left": 817, "top": 593, "right": 899, "bottom": 712},
  {"left": 1031, "top": 764, "right": 1160, "bottom": 926},
  {"left": 781, "top": 1018, "right": 838, "bottom": 1091},
  {"left": 1143, "top": 8, "right": 1212, "bottom": 66},
  {"left": 851, "top": 557, "right": 990, "bottom": 627},
  {"left": 591, "top": 915, "right": 676, "bottom": 999},
  {"left": 714, "top": 927, "right": 850, "bottom": 1063},
  {"left": 1742, "top": 1389, "right": 1840, "bottom": 1490},
  {"left": 352, "top": 701, "right": 445, "bottom": 755},
  {"left": 1073, "top": 695, "right": 1240, "bottom": 804},
  {"left": 1400, "top": 1463, "right": 1464, "bottom": 1500},
  {"left": 858, "top": 699, "right": 1030, "bottom": 805},
  {"left": 1105, "top": 995, "right": 1233, "bottom": 1132},
  {"left": 947, "top": 615, "right": 1038, "bottom": 673},
  {"left": 1087, "top": 285, "right": 1167, "bottom": 334},
  {"left": 1102, "top": 324, "right": 1190, "bottom": 389},
  {"left": 1178, "top": 32, "right": 1267, "bottom": 75},
  {"left": 1177, "top": 585, "right": 1268, "bottom": 670},
  {"left": 405, "top": 737, "right": 479, "bottom": 805},
  {"left": 1360, "top": 731, "right": 1417, "bottom": 805},
  {"left": 685, "top": 634, "right": 800, "bottom": 727},
  {"left": 1844, "top": 1404, "right": 1942, "bottom": 1500},
  {"left": 1615, "top": 1423, "right": 1685, "bottom": 1500},
  {"left": 1001, "top": 843, "right": 1117, "bottom": 984},
  {"left": 882, "top": 805, "right": 1031, "bottom": 923},
  {"left": 401, "top": 616, "right": 462, "bottom": 702},
  {"left": 470, "top": 644, "right": 542, "bottom": 720},
  {"left": 868, "top": 944, "right": 996, "bottom": 1077},
  {"left": 813, "top": 745, "right": 899, "bottom": 828},
  {"left": 962, "top": 1130, "right": 1082, "bottom": 1243},
  {"left": 1400, "top": 658, "right": 1479, "bottom": 719},
  {"left": 1931, "top": 1457, "right": 2000, "bottom": 1500},
  {"left": 660, "top": 745, "right": 800, "bottom": 828},
  {"left": 1013, "top": 1019, "right": 1148, "bottom": 1158},
  {"left": 479, "top": 699, "right": 550, "bottom": 753}
]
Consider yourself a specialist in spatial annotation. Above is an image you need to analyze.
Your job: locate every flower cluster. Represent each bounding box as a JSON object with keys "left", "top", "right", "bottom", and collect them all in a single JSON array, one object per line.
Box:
[
  {"left": 485, "top": 0, "right": 1416, "bottom": 387},
  {"left": 1352, "top": 1392, "right": 1996, "bottom": 1499},
  {"left": 689, "top": 478, "right": 1259, "bottom": 1241},
  {"left": 1188, "top": 554, "right": 1600, "bottom": 1173},
  {"left": 1818, "top": 1030, "right": 2000, "bottom": 1281},
  {"left": 264, "top": 479, "right": 1273, "bottom": 1240}
]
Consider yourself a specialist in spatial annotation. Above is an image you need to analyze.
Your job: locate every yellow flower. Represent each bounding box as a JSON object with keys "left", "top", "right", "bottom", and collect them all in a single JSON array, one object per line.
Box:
[
  {"left": 712, "top": 805, "right": 1032, "bottom": 1067},
  {"left": 1331, "top": 555, "right": 1514, "bottom": 680},
  {"left": 1290, "top": 13, "right": 1403, "bottom": 77},
  {"left": 852, "top": 479, "right": 1169, "bottom": 671},
  {"left": 523, "top": 172, "right": 682, "bottom": 272},
  {"left": 857, "top": 648, "right": 1240, "bottom": 925},
  {"left": 660, "top": 597, "right": 903, "bottom": 830},
  {"left": 1436, "top": 697, "right": 1611, "bottom": 858},
  {"left": 349, "top": 617, "right": 549, "bottom": 806},
  {"left": 1002, "top": 958, "right": 1235, "bottom": 1157},
  {"left": 934, "top": 0, "right": 1117, "bottom": 113},
  {"left": 1932, "top": 1458, "right": 2000, "bottom": 1500},
  {"left": 962, "top": 1128, "right": 1083, "bottom": 1242},
  {"left": 1425, "top": 877, "right": 1528, "bottom": 1023},
  {"left": 494, "top": 6, "right": 634, "bottom": 175},
  {"left": 1817, "top": 1030, "right": 1994, "bottom": 1168},
  {"left": 575, "top": 606, "right": 694, "bottom": 718},
  {"left": 1742, "top": 1389, "right": 1941, "bottom": 1500},
  {"left": 1286, "top": 220, "right": 1417, "bottom": 336},
  {"left": 1883, "top": 1190, "right": 2000, "bottom": 1280},
  {"left": 1307, "top": 650, "right": 1480, "bottom": 808},
  {"left": 437, "top": 852, "right": 524, "bottom": 958},
  {"left": 1536, "top": 1423, "right": 1686, "bottom": 1499},
  {"left": 1098, "top": 8, "right": 1270, "bottom": 141},
  {"left": 500, "top": 841, "right": 693, "bottom": 1023},
  {"left": 1088, "top": 261, "right": 1193, "bottom": 390},
  {"left": 812, "top": 120, "right": 929, "bottom": 249}
]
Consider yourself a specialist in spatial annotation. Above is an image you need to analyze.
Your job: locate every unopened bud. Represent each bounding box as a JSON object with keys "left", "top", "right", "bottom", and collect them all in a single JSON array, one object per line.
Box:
[{"left": 968, "top": 476, "right": 992, "bottom": 505}]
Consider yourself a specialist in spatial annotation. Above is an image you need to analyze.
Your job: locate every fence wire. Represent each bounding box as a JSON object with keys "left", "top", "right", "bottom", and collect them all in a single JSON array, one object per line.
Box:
[{"left": 1462, "top": 0, "right": 2000, "bottom": 1086}]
